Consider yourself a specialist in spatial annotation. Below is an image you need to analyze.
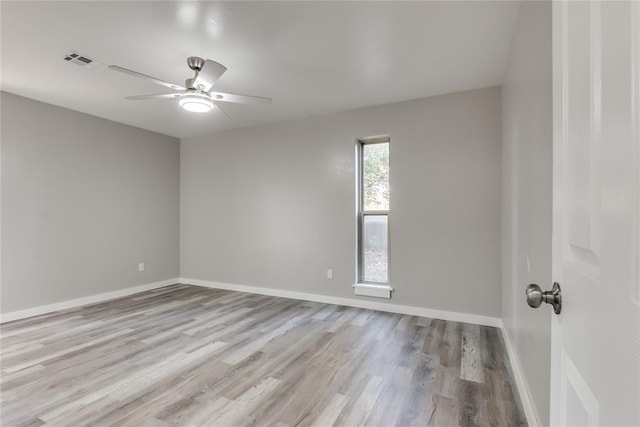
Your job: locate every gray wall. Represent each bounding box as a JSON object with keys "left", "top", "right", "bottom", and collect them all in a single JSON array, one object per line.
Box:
[
  {"left": 181, "top": 87, "right": 502, "bottom": 317},
  {"left": 501, "top": 1, "right": 552, "bottom": 424},
  {"left": 1, "top": 92, "right": 180, "bottom": 313}
]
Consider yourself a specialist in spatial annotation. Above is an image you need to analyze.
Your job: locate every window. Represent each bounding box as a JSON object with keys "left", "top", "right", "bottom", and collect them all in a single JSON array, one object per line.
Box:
[{"left": 357, "top": 137, "right": 389, "bottom": 284}]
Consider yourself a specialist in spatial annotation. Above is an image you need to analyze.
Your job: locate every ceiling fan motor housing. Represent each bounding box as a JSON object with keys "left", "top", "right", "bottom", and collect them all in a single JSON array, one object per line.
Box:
[{"left": 187, "top": 56, "right": 205, "bottom": 71}]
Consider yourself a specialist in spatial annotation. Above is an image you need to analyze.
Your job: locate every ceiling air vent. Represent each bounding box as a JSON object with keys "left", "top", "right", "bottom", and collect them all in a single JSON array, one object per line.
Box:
[{"left": 63, "top": 51, "right": 98, "bottom": 69}]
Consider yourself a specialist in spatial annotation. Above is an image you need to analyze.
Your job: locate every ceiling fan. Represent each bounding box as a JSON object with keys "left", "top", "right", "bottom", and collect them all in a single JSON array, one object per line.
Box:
[{"left": 109, "top": 57, "right": 271, "bottom": 113}]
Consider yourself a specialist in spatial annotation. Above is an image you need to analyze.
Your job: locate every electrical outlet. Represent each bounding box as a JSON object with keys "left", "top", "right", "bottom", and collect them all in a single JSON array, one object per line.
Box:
[
  {"left": 138, "top": 262, "right": 145, "bottom": 272},
  {"left": 327, "top": 269, "right": 333, "bottom": 279}
]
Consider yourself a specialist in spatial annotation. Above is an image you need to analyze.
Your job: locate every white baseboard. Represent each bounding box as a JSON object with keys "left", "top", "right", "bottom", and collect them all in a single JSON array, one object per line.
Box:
[
  {"left": 499, "top": 320, "right": 541, "bottom": 427},
  {"left": 179, "top": 277, "right": 502, "bottom": 328},
  {"left": 0, "top": 278, "right": 180, "bottom": 323}
]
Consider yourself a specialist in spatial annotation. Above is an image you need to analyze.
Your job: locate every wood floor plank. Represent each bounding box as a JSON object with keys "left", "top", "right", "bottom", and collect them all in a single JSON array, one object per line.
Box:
[
  {"left": 362, "top": 366, "right": 412, "bottom": 426},
  {"left": 340, "top": 375, "right": 385, "bottom": 427},
  {"left": 3, "top": 328, "right": 135, "bottom": 374},
  {"left": 0, "top": 285, "right": 527, "bottom": 426},
  {"left": 213, "top": 376, "right": 282, "bottom": 426},
  {"left": 187, "top": 396, "right": 233, "bottom": 426},
  {"left": 310, "top": 393, "right": 349, "bottom": 427},
  {"left": 461, "top": 323, "right": 485, "bottom": 383},
  {"left": 430, "top": 394, "right": 460, "bottom": 426},
  {"left": 396, "top": 354, "right": 439, "bottom": 426}
]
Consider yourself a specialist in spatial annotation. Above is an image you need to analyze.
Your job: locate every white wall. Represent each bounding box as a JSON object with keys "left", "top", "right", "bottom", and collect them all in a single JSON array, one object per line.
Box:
[
  {"left": 181, "top": 87, "right": 502, "bottom": 317},
  {"left": 501, "top": 1, "right": 553, "bottom": 424},
  {"left": 1, "top": 92, "right": 180, "bottom": 313}
]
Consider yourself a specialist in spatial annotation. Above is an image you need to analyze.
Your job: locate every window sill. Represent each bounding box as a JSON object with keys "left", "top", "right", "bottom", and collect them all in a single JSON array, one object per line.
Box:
[{"left": 352, "top": 283, "right": 393, "bottom": 299}]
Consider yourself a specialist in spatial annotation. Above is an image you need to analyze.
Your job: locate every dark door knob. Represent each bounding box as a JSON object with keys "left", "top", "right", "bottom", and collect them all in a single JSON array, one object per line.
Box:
[{"left": 526, "top": 282, "right": 562, "bottom": 314}]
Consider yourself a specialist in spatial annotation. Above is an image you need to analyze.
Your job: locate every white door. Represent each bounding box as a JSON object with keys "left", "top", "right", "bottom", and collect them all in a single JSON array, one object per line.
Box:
[{"left": 550, "top": 1, "right": 640, "bottom": 426}]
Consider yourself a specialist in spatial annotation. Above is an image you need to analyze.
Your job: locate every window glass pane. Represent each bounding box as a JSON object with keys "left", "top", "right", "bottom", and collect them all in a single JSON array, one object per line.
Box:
[
  {"left": 363, "top": 142, "right": 389, "bottom": 211},
  {"left": 363, "top": 215, "right": 388, "bottom": 283}
]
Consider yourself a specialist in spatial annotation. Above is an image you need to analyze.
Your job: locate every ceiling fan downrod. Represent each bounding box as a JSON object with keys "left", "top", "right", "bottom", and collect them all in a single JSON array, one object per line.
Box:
[{"left": 186, "top": 57, "right": 206, "bottom": 90}]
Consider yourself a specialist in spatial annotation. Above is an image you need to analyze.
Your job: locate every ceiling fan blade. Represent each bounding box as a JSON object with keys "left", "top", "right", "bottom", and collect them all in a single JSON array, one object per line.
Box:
[
  {"left": 193, "top": 60, "right": 227, "bottom": 92},
  {"left": 124, "top": 93, "right": 182, "bottom": 100},
  {"left": 109, "top": 65, "right": 185, "bottom": 91},
  {"left": 209, "top": 91, "right": 272, "bottom": 105}
]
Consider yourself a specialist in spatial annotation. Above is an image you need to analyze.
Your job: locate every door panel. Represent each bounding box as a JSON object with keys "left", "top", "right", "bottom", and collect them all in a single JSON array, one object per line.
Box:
[
  {"left": 566, "top": 0, "right": 600, "bottom": 268},
  {"left": 552, "top": 1, "right": 640, "bottom": 426},
  {"left": 561, "top": 349, "right": 598, "bottom": 426}
]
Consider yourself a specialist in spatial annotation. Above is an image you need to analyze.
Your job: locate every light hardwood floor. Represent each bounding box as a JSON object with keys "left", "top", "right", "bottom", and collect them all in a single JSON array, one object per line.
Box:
[{"left": 0, "top": 284, "right": 526, "bottom": 426}]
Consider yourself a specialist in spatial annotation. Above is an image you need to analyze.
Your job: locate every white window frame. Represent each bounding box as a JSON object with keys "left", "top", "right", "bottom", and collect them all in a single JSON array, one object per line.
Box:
[{"left": 356, "top": 136, "right": 390, "bottom": 287}]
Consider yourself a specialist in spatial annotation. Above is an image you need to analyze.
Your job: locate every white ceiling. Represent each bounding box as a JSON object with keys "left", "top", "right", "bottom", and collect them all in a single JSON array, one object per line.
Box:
[{"left": 1, "top": 1, "right": 520, "bottom": 138}]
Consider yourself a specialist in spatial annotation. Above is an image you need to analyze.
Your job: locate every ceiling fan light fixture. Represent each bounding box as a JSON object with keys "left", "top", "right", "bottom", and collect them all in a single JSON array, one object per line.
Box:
[{"left": 179, "top": 92, "right": 214, "bottom": 113}]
